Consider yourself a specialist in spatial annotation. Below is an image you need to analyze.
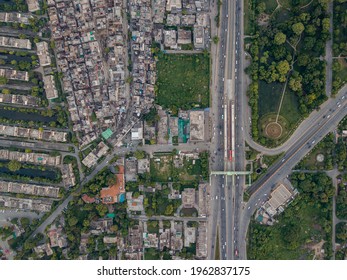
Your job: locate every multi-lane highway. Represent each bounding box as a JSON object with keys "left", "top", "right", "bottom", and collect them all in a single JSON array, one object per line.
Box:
[
  {"left": 207, "top": 0, "right": 245, "bottom": 260},
  {"left": 205, "top": 0, "right": 229, "bottom": 259},
  {"left": 213, "top": 0, "right": 245, "bottom": 260},
  {"left": 213, "top": 0, "right": 347, "bottom": 261}
]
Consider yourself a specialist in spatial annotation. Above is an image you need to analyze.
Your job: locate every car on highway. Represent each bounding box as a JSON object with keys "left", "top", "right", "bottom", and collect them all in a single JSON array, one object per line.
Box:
[{"left": 234, "top": 249, "right": 239, "bottom": 257}]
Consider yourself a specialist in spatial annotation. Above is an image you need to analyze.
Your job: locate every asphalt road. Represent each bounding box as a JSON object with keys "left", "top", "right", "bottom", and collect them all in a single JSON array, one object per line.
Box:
[
  {"left": 207, "top": 0, "right": 245, "bottom": 260},
  {"left": 206, "top": 0, "right": 232, "bottom": 259}
]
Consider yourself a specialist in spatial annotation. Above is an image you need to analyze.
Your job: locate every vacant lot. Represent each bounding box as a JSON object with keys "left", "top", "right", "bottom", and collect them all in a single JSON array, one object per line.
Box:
[
  {"left": 156, "top": 54, "right": 210, "bottom": 110},
  {"left": 150, "top": 154, "right": 202, "bottom": 183}
]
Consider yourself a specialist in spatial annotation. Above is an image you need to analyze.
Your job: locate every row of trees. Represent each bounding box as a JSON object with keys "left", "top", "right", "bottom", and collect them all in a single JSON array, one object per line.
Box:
[
  {"left": 0, "top": 0, "right": 28, "bottom": 12},
  {"left": 333, "top": 1, "right": 347, "bottom": 57},
  {"left": 336, "top": 181, "right": 347, "bottom": 220},
  {"left": 0, "top": 105, "right": 68, "bottom": 128},
  {"left": 0, "top": 17, "right": 47, "bottom": 33}
]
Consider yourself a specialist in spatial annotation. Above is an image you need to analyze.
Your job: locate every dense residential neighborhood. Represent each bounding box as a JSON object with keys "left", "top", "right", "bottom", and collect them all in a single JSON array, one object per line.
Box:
[{"left": 0, "top": 0, "right": 347, "bottom": 263}]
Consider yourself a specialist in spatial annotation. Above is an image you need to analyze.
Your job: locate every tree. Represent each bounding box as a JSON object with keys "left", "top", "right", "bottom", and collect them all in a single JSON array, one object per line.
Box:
[
  {"left": 289, "top": 72, "right": 302, "bottom": 92},
  {"left": 0, "top": 59, "right": 5, "bottom": 65},
  {"left": 68, "top": 216, "right": 78, "bottom": 227},
  {"left": 8, "top": 160, "right": 21, "bottom": 172},
  {"left": 322, "top": 18, "right": 330, "bottom": 33},
  {"left": 292, "top": 22, "right": 305, "bottom": 35},
  {"left": 106, "top": 174, "right": 117, "bottom": 186},
  {"left": 134, "top": 150, "right": 145, "bottom": 159},
  {"left": 2, "top": 88, "right": 10, "bottom": 94},
  {"left": 256, "top": 2, "right": 266, "bottom": 14},
  {"left": 164, "top": 204, "right": 174, "bottom": 216},
  {"left": 143, "top": 107, "right": 158, "bottom": 125},
  {"left": 274, "top": 32, "right": 286, "bottom": 45},
  {"left": 133, "top": 192, "right": 140, "bottom": 198},
  {"left": 213, "top": 36, "right": 219, "bottom": 44},
  {"left": 0, "top": 76, "right": 8, "bottom": 85},
  {"left": 96, "top": 204, "right": 108, "bottom": 217},
  {"left": 83, "top": 219, "right": 90, "bottom": 228},
  {"left": 276, "top": 60, "right": 290, "bottom": 76},
  {"left": 20, "top": 217, "right": 30, "bottom": 228}
]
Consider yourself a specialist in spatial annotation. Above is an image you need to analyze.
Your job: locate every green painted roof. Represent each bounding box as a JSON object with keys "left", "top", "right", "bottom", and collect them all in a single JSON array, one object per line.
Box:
[{"left": 102, "top": 128, "right": 113, "bottom": 139}]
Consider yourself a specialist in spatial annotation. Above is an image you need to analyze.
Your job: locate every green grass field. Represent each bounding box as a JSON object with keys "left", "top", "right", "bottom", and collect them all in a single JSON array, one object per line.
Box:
[
  {"left": 279, "top": 89, "right": 301, "bottom": 125},
  {"left": 336, "top": 61, "right": 347, "bottom": 81},
  {"left": 299, "top": 149, "right": 328, "bottom": 170},
  {"left": 258, "top": 81, "right": 283, "bottom": 117},
  {"left": 278, "top": 0, "right": 312, "bottom": 9},
  {"left": 156, "top": 54, "right": 210, "bottom": 110},
  {"left": 296, "top": 134, "right": 334, "bottom": 170},
  {"left": 264, "top": 0, "right": 278, "bottom": 13}
]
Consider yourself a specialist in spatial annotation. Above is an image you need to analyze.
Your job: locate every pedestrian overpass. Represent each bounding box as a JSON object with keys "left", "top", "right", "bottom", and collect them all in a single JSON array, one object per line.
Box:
[{"left": 210, "top": 170, "right": 253, "bottom": 187}]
